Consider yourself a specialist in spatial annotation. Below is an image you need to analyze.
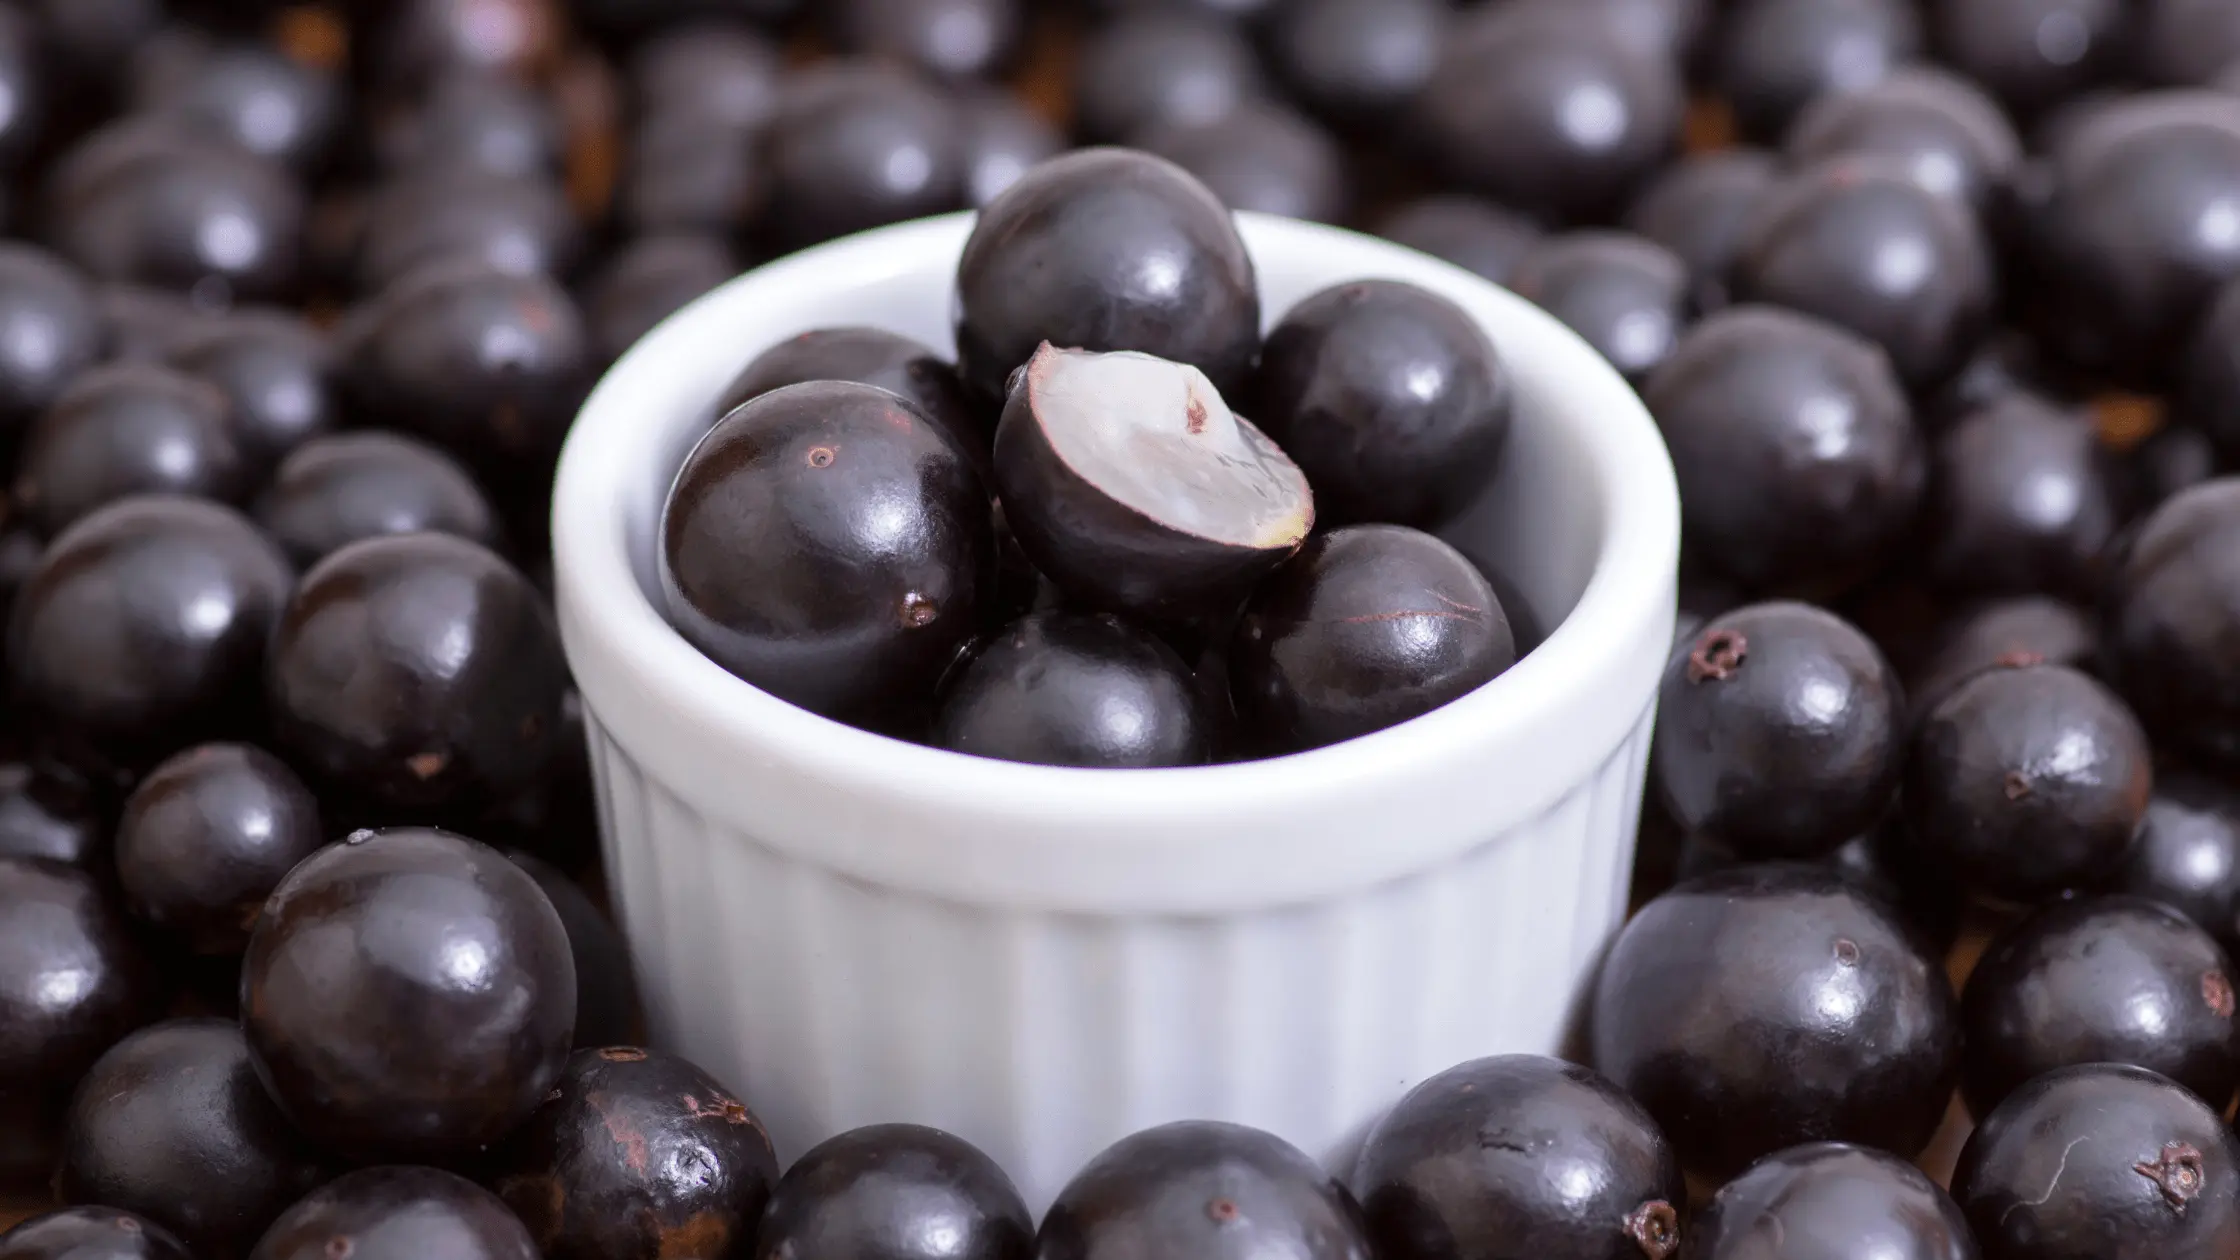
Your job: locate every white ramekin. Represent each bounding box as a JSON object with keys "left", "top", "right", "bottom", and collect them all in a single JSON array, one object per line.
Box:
[{"left": 551, "top": 211, "right": 1680, "bottom": 1210}]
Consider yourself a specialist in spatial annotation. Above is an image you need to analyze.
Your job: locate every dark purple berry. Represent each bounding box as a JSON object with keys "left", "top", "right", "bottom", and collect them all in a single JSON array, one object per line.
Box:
[
  {"left": 1644, "top": 306, "right": 1923, "bottom": 593},
  {"left": 1961, "top": 895, "right": 2240, "bottom": 1118},
  {"left": 1037, "top": 1122, "right": 1370, "bottom": 1260},
  {"left": 1954, "top": 1064, "right": 2240, "bottom": 1260},
  {"left": 8, "top": 496, "right": 290, "bottom": 758},
  {"left": 1251, "top": 279, "right": 1511, "bottom": 530},
  {"left": 492, "top": 1046, "right": 778, "bottom": 1260},
  {"left": 114, "top": 744, "right": 322, "bottom": 956},
  {"left": 954, "top": 148, "right": 1259, "bottom": 403},
  {"left": 1232, "top": 526, "right": 1514, "bottom": 754},
  {"left": 1590, "top": 863, "right": 1960, "bottom": 1181},
  {"left": 1690, "top": 1143, "right": 1973, "bottom": 1260},
  {"left": 936, "top": 612, "right": 1209, "bottom": 767},
  {"left": 1905, "top": 661, "right": 2151, "bottom": 903},
  {"left": 0, "top": 1209, "right": 191, "bottom": 1260},
  {"left": 248, "top": 1167, "right": 538, "bottom": 1260},
  {"left": 241, "top": 827, "right": 576, "bottom": 1164},
  {"left": 254, "top": 431, "right": 502, "bottom": 569},
  {"left": 12, "top": 361, "right": 248, "bottom": 538},
  {"left": 267, "top": 534, "right": 568, "bottom": 812},
  {"left": 58, "top": 1019, "right": 332, "bottom": 1260},
  {"left": 661, "top": 381, "right": 992, "bottom": 729},
  {"left": 1653, "top": 602, "right": 1903, "bottom": 860},
  {"left": 0, "top": 857, "right": 158, "bottom": 1094},
  {"left": 1354, "top": 1056, "right": 1683, "bottom": 1260}
]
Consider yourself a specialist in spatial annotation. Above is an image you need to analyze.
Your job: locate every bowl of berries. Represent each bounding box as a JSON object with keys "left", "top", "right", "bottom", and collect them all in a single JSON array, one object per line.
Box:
[{"left": 550, "top": 148, "right": 1681, "bottom": 1207}]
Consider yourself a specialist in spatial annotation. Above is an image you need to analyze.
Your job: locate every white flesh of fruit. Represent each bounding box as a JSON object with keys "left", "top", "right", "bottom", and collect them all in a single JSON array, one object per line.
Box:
[{"left": 1025, "top": 344, "right": 1313, "bottom": 548}]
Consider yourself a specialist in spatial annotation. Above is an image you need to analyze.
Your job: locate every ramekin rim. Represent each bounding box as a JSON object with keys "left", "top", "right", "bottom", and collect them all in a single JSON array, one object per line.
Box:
[{"left": 552, "top": 211, "right": 1680, "bottom": 837}]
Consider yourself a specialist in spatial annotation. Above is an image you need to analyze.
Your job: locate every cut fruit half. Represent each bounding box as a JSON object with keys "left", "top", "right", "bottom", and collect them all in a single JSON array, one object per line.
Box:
[{"left": 993, "top": 343, "right": 1315, "bottom": 623}]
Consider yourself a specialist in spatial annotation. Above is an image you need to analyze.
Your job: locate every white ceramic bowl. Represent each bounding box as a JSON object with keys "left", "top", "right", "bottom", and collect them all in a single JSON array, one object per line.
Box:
[{"left": 551, "top": 211, "right": 1680, "bottom": 1210}]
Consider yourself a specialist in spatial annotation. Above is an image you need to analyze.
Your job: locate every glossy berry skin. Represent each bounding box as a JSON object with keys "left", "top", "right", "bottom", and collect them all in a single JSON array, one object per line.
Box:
[
  {"left": 58, "top": 1020, "right": 331, "bottom": 1260},
  {"left": 614, "top": 112, "right": 761, "bottom": 239},
  {"left": 2019, "top": 92, "right": 2240, "bottom": 385},
  {"left": 1653, "top": 603, "right": 1903, "bottom": 861},
  {"left": 165, "top": 312, "right": 338, "bottom": 475},
  {"left": 1906, "top": 662, "right": 2151, "bottom": 903},
  {"left": 354, "top": 170, "right": 582, "bottom": 296},
  {"left": 248, "top": 1167, "right": 538, "bottom": 1260},
  {"left": 341, "top": 260, "right": 589, "bottom": 473},
  {"left": 1353, "top": 1056, "right": 1683, "bottom": 1260},
  {"left": 1038, "top": 1122, "right": 1370, "bottom": 1260},
  {"left": 1252, "top": 280, "right": 1511, "bottom": 529},
  {"left": 1622, "top": 149, "right": 1781, "bottom": 312},
  {"left": 1410, "top": 5, "right": 1682, "bottom": 224},
  {"left": 1923, "top": 331, "right": 2058, "bottom": 432},
  {"left": 1784, "top": 68, "right": 2024, "bottom": 213},
  {"left": 1924, "top": 394, "right": 2119, "bottom": 598},
  {"left": 268, "top": 534, "right": 567, "bottom": 812},
  {"left": 2177, "top": 278, "right": 2240, "bottom": 463},
  {"left": 242, "top": 827, "right": 576, "bottom": 1164},
  {"left": 1644, "top": 306, "right": 1923, "bottom": 592},
  {"left": 41, "top": 119, "right": 303, "bottom": 304},
  {"left": 0, "top": 244, "right": 104, "bottom": 434},
  {"left": 757, "top": 1124, "right": 1030, "bottom": 1260},
  {"left": 1137, "top": 104, "right": 1350, "bottom": 225},
  {"left": 9, "top": 496, "right": 291, "bottom": 757},
  {"left": 1690, "top": 1143, "right": 1974, "bottom": 1260},
  {"left": 1264, "top": 0, "right": 1444, "bottom": 132},
  {"left": 2148, "top": 435, "right": 2230, "bottom": 512},
  {"left": 1071, "top": 10, "right": 1262, "bottom": 145},
  {"left": 366, "top": 0, "right": 561, "bottom": 95},
  {"left": 12, "top": 361, "right": 248, "bottom": 538},
  {"left": 623, "top": 20, "right": 783, "bottom": 131},
  {"left": 1375, "top": 196, "right": 1543, "bottom": 288},
  {"left": 1232, "top": 527, "right": 1515, "bottom": 755},
  {"left": 956, "top": 149, "right": 1257, "bottom": 404},
  {"left": 583, "top": 233, "right": 735, "bottom": 366},
  {"left": 0, "top": 858, "right": 156, "bottom": 1093},
  {"left": 2139, "top": 0, "right": 2240, "bottom": 87},
  {"left": 255, "top": 431, "right": 501, "bottom": 570},
  {"left": 492, "top": 1046, "right": 778, "bottom": 1260},
  {"left": 715, "top": 327, "right": 989, "bottom": 468},
  {"left": 507, "top": 852, "right": 643, "bottom": 1048},
  {"left": 1733, "top": 156, "right": 1996, "bottom": 391},
  {"left": 1908, "top": 596, "right": 2098, "bottom": 716},
  {"left": 936, "top": 612, "right": 1209, "bottom": 768},
  {"left": 0, "top": 6, "right": 42, "bottom": 174},
  {"left": 2105, "top": 480, "right": 2240, "bottom": 766},
  {"left": 762, "top": 65, "right": 964, "bottom": 253},
  {"left": 96, "top": 284, "right": 219, "bottom": 364},
  {"left": 1962, "top": 896, "right": 2240, "bottom": 1118},
  {"left": 1955, "top": 1064, "right": 2240, "bottom": 1260},
  {"left": 0, "top": 762, "right": 105, "bottom": 867},
  {"left": 827, "top": 0, "right": 1021, "bottom": 80},
  {"left": 662, "top": 381, "right": 990, "bottom": 731},
  {"left": 114, "top": 744, "right": 322, "bottom": 956},
  {"left": 373, "top": 73, "right": 562, "bottom": 181},
  {"left": 1508, "top": 231, "right": 1688, "bottom": 386},
  {"left": 1675, "top": 815, "right": 1967, "bottom": 954},
  {"left": 0, "top": 1210, "right": 191, "bottom": 1260},
  {"left": 1714, "top": 0, "right": 1924, "bottom": 143},
  {"left": 955, "top": 88, "right": 1065, "bottom": 209},
  {"left": 132, "top": 32, "right": 341, "bottom": 174},
  {"left": 2117, "top": 774, "right": 2240, "bottom": 957},
  {"left": 1932, "top": 0, "right": 2124, "bottom": 120},
  {"left": 1590, "top": 864, "right": 1960, "bottom": 1181}
]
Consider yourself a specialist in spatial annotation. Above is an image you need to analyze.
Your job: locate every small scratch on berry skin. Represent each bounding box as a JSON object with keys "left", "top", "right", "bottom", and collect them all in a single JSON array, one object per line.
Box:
[{"left": 2002, "top": 1136, "right": 2090, "bottom": 1224}]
